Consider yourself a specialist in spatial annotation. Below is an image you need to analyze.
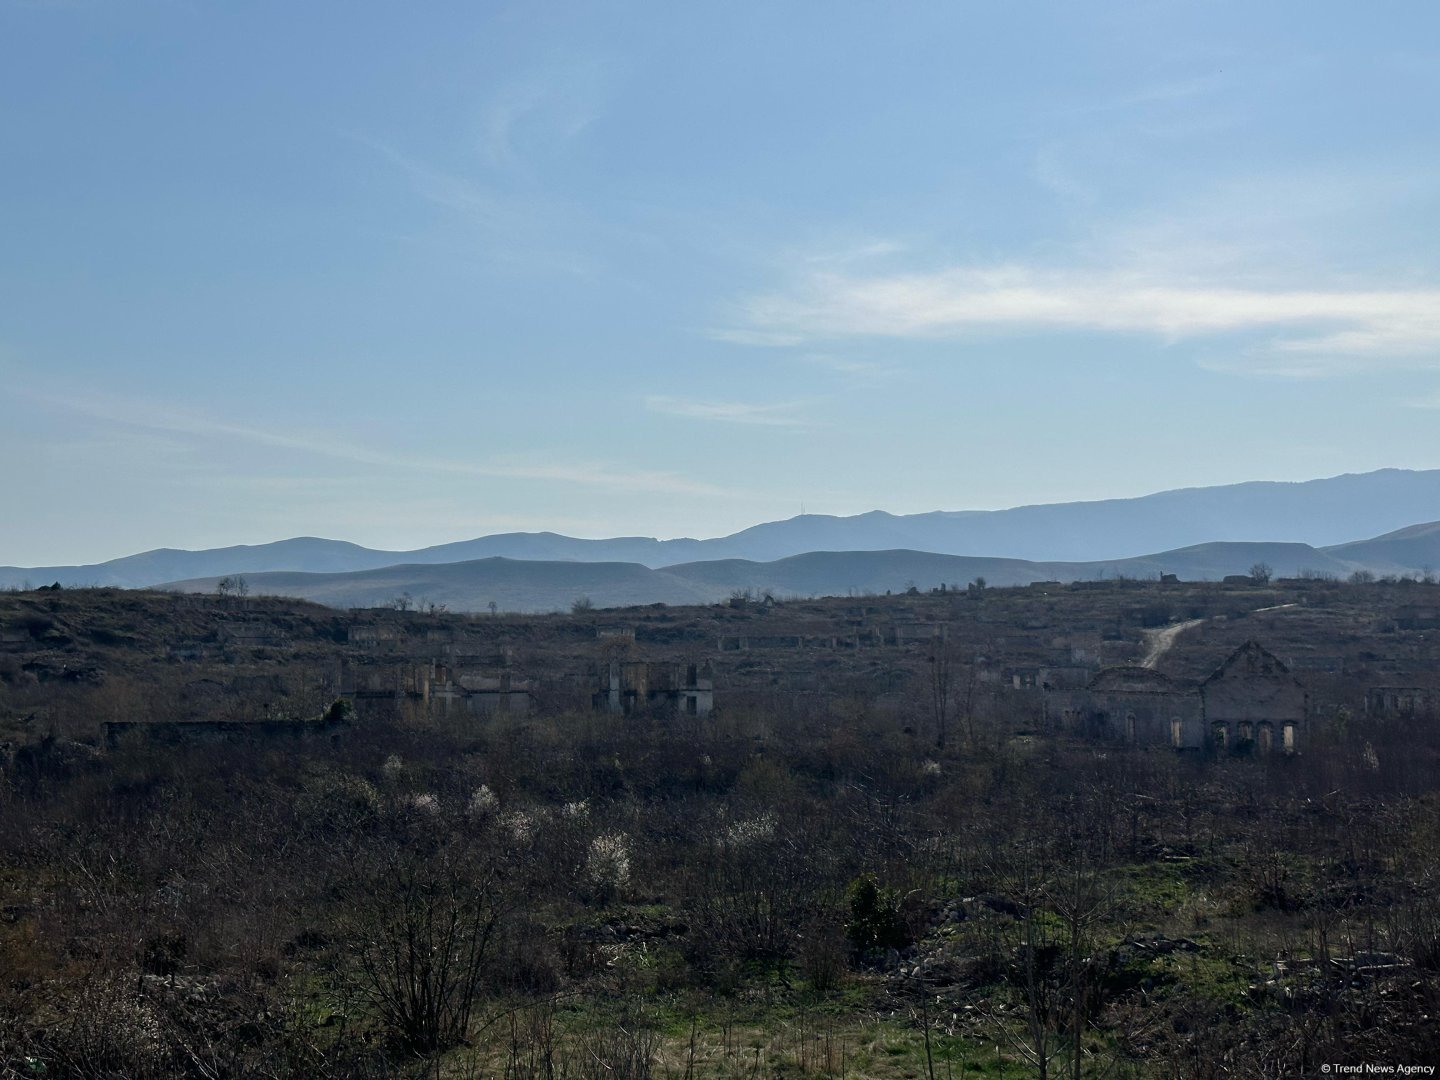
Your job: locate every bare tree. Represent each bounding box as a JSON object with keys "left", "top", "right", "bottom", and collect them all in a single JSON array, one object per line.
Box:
[
  {"left": 1050, "top": 862, "right": 1120, "bottom": 1080},
  {"left": 977, "top": 838, "right": 1119, "bottom": 1080},
  {"left": 337, "top": 838, "right": 507, "bottom": 1054},
  {"left": 926, "top": 631, "right": 986, "bottom": 750},
  {"left": 927, "top": 631, "right": 952, "bottom": 749},
  {"left": 986, "top": 848, "right": 1068, "bottom": 1080},
  {"left": 215, "top": 575, "right": 248, "bottom": 597}
]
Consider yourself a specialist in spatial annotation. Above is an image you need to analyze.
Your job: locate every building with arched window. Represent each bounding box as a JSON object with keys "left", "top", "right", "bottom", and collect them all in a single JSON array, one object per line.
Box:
[{"left": 1049, "top": 641, "right": 1307, "bottom": 753}]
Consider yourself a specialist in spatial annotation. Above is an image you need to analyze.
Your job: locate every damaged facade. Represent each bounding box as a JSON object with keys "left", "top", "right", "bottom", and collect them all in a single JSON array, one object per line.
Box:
[
  {"left": 594, "top": 660, "right": 714, "bottom": 717},
  {"left": 341, "top": 659, "right": 534, "bottom": 717},
  {"left": 1051, "top": 641, "right": 1307, "bottom": 753},
  {"left": 1366, "top": 686, "right": 1440, "bottom": 720}
]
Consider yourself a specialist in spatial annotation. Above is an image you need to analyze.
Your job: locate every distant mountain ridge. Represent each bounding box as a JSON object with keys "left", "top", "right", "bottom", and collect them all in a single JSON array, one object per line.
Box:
[
  {"left": 155, "top": 525, "right": 1440, "bottom": 614},
  {"left": 6, "top": 468, "right": 1440, "bottom": 590}
]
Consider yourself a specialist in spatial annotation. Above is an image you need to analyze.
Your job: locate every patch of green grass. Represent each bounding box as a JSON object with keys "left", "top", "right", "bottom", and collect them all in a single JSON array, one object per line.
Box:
[
  {"left": 1151, "top": 944, "right": 1252, "bottom": 1009},
  {"left": 461, "top": 987, "right": 1043, "bottom": 1080},
  {"left": 1107, "top": 861, "right": 1194, "bottom": 923}
]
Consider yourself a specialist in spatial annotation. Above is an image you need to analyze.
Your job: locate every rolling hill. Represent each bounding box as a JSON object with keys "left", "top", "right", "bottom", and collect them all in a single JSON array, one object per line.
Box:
[
  {"left": 7, "top": 468, "right": 1440, "bottom": 588},
  {"left": 156, "top": 533, "right": 1409, "bottom": 614},
  {"left": 1323, "top": 521, "right": 1440, "bottom": 576}
]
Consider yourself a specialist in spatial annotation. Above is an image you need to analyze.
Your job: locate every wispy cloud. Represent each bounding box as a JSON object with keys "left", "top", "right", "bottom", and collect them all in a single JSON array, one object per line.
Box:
[
  {"left": 798, "top": 353, "right": 888, "bottom": 377},
  {"left": 722, "top": 265, "right": 1440, "bottom": 375},
  {"left": 794, "top": 353, "right": 897, "bottom": 388},
  {"left": 1052, "top": 73, "right": 1230, "bottom": 121},
  {"left": 478, "top": 57, "right": 609, "bottom": 171},
  {"left": 356, "top": 137, "right": 601, "bottom": 278},
  {"left": 367, "top": 138, "right": 518, "bottom": 231},
  {"left": 16, "top": 382, "right": 731, "bottom": 498},
  {"left": 645, "top": 395, "right": 812, "bottom": 428},
  {"left": 355, "top": 57, "right": 612, "bottom": 277},
  {"left": 1401, "top": 390, "right": 1440, "bottom": 410},
  {"left": 705, "top": 327, "right": 810, "bottom": 348}
]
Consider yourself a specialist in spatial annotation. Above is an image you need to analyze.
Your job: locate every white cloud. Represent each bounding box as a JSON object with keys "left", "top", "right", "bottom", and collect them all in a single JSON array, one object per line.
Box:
[
  {"left": 645, "top": 395, "right": 811, "bottom": 428},
  {"left": 724, "top": 265, "right": 1440, "bottom": 375}
]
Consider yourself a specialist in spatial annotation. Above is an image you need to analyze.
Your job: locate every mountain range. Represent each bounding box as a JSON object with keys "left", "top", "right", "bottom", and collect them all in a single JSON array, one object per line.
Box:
[
  {"left": 6, "top": 469, "right": 1440, "bottom": 594},
  {"left": 151, "top": 521, "right": 1440, "bottom": 613}
]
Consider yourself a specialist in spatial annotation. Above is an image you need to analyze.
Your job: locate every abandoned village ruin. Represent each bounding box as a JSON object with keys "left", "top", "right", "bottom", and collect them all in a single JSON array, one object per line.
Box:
[{"left": 39, "top": 573, "right": 1440, "bottom": 762}]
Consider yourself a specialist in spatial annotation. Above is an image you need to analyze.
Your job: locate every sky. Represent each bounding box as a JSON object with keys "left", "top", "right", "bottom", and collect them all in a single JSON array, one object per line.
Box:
[{"left": 3, "top": 0, "right": 1439, "bottom": 566}]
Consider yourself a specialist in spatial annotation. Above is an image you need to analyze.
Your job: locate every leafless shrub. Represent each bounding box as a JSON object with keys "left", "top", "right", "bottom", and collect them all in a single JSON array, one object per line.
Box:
[{"left": 335, "top": 838, "right": 507, "bottom": 1054}]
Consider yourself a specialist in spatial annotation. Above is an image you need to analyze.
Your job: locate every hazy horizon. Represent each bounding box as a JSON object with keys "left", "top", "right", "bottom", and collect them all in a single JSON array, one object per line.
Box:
[{"left": 3, "top": 465, "right": 1437, "bottom": 570}]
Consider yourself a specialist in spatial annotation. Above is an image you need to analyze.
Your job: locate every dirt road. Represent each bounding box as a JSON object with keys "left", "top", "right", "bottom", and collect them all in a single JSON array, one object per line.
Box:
[
  {"left": 1139, "top": 603, "right": 1300, "bottom": 669},
  {"left": 1140, "top": 619, "right": 1207, "bottom": 669}
]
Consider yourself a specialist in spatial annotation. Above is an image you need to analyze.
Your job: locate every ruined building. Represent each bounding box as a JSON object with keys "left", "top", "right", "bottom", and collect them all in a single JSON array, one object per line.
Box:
[
  {"left": 341, "top": 659, "right": 533, "bottom": 717},
  {"left": 1051, "top": 641, "right": 1307, "bottom": 753},
  {"left": 1366, "top": 686, "right": 1440, "bottom": 721},
  {"left": 594, "top": 660, "right": 714, "bottom": 717}
]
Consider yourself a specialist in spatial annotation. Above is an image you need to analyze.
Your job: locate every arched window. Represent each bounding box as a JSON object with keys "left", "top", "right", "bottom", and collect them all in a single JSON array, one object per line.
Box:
[
  {"left": 1125, "top": 712, "right": 1137, "bottom": 743},
  {"left": 1282, "top": 723, "right": 1297, "bottom": 753},
  {"left": 1170, "top": 717, "right": 1183, "bottom": 748},
  {"left": 1258, "top": 723, "right": 1273, "bottom": 753},
  {"left": 1212, "top": 722, "right": 1229, "bottom": 752}
]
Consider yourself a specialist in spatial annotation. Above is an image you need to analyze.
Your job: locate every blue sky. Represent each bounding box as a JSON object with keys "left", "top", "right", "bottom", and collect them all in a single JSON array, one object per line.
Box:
[{"left": 3, "top": 0, "right": 1439, "bottom": 565}]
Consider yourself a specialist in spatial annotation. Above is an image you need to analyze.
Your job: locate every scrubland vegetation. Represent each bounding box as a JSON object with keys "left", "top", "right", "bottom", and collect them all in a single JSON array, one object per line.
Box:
[{"left": 1, "top": 586, "right": 1439, "bottom": 1077}]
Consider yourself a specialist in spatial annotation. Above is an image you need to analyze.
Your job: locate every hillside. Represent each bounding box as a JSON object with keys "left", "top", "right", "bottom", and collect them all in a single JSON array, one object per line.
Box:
[
  {"left": 1323, "top": 520, "right": 1440, "bottom": 575},
  {"left": 5, "top": 580, "right": 1440, "bottom": 1076}
]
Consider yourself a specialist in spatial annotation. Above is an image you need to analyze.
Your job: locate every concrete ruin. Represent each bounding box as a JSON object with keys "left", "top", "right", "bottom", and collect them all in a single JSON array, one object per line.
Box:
[
  {"left": 429, "top": 668, "right": 535, "bottom": 717},
  {"left": 1366, "top": 686, "right": 1440, "bottom": 720},
  {"left": 341, "top": 659, "right": 534, "bottom": 717},
  {"left": 594, "top": 660, "right": 713, "bottom": 717}
]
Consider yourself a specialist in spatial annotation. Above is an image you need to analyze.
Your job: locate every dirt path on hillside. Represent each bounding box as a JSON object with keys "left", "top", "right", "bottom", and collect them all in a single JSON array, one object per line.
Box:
[
  {"left": 1140, "top": 619, "right": 1207, "bottom": 669},
  {"left": 1139, "top": 602, "right": 1301, "bottom": 669}
]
